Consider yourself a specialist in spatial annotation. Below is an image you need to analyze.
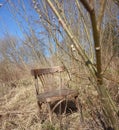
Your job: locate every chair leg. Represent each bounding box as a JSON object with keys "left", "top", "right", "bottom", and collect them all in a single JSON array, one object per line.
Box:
[
  {"left": 75, "top": 96, "right": 84, "bottom": 122},
  {"left": 47, "top": 103, "right": 52, "bottom": 124},
  {"left": 37, "top": 101, "right": 45, "bottom": 123},
  {"left": 37, "top": 101, "right": 42, "bottom": 110}
]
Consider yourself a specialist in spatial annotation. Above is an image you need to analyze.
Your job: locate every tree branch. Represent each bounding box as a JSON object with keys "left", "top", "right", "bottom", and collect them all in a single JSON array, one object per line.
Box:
[
  {"left": 46, "top": 0, "right": 97, "bottom": 79},
  {"left": 97, "top": 0, "right": 107, "bottom": 31},
  {"left": 79, "top": 0, "right": 93, "bottom": 13}
]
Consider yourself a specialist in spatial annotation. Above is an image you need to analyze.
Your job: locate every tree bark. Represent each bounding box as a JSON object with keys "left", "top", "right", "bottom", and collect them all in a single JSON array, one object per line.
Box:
[{"left": 80, "top": 0, "right": 118, "bottom": 129}]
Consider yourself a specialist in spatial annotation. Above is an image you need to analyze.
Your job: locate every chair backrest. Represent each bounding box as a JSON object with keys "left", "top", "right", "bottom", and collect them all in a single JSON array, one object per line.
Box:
[{"left": 31, "top": 66, "right": 66, "bottom": 95}]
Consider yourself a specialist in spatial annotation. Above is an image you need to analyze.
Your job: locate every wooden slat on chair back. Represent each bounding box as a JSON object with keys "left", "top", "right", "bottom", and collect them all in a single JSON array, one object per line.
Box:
[
  {"left": 31, "top": 66, "right": 66, "bottom": 94},
  {"left": 31, "top": 66, "right": 65, "bottom": 77}
]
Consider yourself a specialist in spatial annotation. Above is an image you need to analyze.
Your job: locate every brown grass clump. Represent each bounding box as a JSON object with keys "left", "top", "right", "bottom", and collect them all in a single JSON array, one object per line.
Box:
[
  {"left": 0, "top": 78, "right": 40, "bottom": 130},
  {"left": 0, "top": 76, "right": 103, "bottom": 130},
  {"left": 0, "top": 59, "right": 118, "bottom": 130}
]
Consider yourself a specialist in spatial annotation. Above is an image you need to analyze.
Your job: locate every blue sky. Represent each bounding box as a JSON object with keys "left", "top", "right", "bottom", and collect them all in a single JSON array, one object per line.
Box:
[
  {"left": 0, "top": 0, "right": 40, "bottom": 39},
  {"left": 0, "top": 0, "right": 22, "bottom": 38},
  {"left": 0, "top": 0, "right": 53, "bottom": 57}
]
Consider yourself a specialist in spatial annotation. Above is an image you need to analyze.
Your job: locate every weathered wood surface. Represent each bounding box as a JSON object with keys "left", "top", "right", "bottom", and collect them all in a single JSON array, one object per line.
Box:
[
  {"left": 31, "top": 66, "right": 65, "bottom": 76},
  {"left": 31, "top": 66, "right": 81, "bottom": 122},
  {"left": 37, "top": 89, "right": 79, "bottom": 102}
]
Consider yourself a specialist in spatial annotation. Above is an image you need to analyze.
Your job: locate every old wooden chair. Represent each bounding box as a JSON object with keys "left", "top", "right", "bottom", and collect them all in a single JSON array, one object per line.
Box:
[{"left": 31, "top": 66, "right": 82, "bottom": 123}]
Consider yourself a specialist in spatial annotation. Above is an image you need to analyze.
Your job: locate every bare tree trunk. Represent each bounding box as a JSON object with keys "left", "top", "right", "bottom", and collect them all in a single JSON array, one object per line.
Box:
[
  {"left": 80, "top": 0, "right": 118, "bottom": 129},
  {"left": 45, "top": 0, "right": 118, "bottom": 129}
]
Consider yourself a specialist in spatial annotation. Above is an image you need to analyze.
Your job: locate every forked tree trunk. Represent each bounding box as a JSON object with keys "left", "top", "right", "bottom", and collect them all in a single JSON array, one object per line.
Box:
[
  {"left": 80, "top": 0, "right": 118, "bottom": 129},
  {"left": 45, "top": 0, "right": 118, "bottom": 129}
]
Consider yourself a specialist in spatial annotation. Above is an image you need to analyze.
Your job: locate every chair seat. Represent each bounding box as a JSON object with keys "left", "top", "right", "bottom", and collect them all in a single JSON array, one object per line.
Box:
[{"left": 37, "top": 89, "right": 79, "bottom": 103}]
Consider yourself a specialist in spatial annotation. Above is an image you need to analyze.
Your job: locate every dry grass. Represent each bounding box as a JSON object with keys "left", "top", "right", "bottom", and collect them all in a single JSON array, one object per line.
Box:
[
  {"left": 0, "top": 60, "right": 118, "bottom": 130},
  {"left": 0, "top": 77, "right": 101, "bottom": 130}
]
